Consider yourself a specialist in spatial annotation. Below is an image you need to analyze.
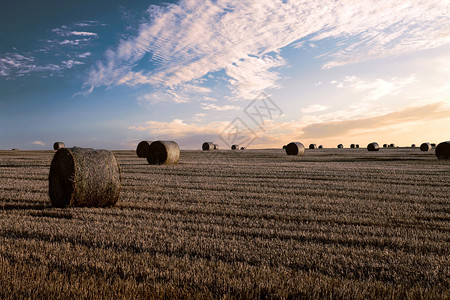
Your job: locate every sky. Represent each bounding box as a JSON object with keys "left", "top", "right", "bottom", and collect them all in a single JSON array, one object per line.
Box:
[{"left": 1, "top": 0, "right": 449, "bottom": 150}]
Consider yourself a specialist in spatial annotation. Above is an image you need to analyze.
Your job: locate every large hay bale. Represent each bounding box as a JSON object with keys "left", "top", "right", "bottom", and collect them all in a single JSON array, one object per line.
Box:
[
  {"left": 231, "top": 145, "right": 239, "bottom": 150},
  {"left": 350, "top": 144, "right": 355, "bottom": 148},
  {"left": 420, "top": 142, "right": 432, "bottom": 152},
  {"left": 202, "top": 142, "right": 215, "bottom": 151},
  {"left": 309, "top": 144, "right": 317, "bottom": 149},
  {"left": 53, "top": 142, "right": 65, "bottom": 150},
  {"left": 147, "top": 141, "right": 180, "bottom": 165},
  {"left": 136, "top": 141, "right": 152, "bottom": 158},
  {"left": 367, "top": 142, "right": 380, "bottom": 151},
  {"left": 214, "top": 144, "right": 219, "bottom": 150},
  {"left": 318, "top": 145, "right": 323, "bottom": 149},
  {"left": 286, "top": 142, "right": 305, "bottom": 156},
  {"left": 436, "top": 141, "right": 450, "bottom": 159},
  {"left": 337, "top": 144, "right": 343, "bottom": 149},
  {"left": 49, "top": 147, "right": 121, "bottom": 208}
]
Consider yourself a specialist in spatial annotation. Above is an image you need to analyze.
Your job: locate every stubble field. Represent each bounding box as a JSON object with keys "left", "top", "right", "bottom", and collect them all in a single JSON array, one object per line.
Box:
[{"left": 0, "top": 148, "right": 449, "bottom": 299}]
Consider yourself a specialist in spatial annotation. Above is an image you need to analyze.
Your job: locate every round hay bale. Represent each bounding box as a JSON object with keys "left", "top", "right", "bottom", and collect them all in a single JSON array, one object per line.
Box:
[
  {"left": 356, "top": 144, "right": 359, "bottom": 148},
  {"left": 231, "top": 145, "right": 239, "bottom": 150},
  {"left": 282, "top": 145, "right": 287, "bottom": 150},
  {"left": 436, "top": 141, "right": 450, "bottom": 159},
  {"left": 136, "top": 141, "right": 152, "bottom": 158},
  {"left": 11, "top": 148, "right": 19, "bottom": 151},
  {"left": 202, "top": 142, "right": 215, "bottom": 151},
  {"left": 367, "top": 142, "right": 380, "bottom": 151},
  {"left": 420, "top": 142, "right": 432, "bottom": 152},
  {"left": 240, "top": 147, "right": 246, "bottom": 150},
  {"left": 49, "top": 147, "right": 121, "bottom": 208},
  {"left": 431, "top": 143, "right": 436, "bottom": 148},
  {"left": 309, "top": 144, "right": 317, "bottom": 149},
  {"left": 350, "top": 144, "right": 355, "bottom": 148},
  {"left": 318, "top": 145, "right": 323, "bottom": 149},
  {"left": 53, "top": 142, "right": 65, "bottom": 150},
  {"left": 214, "top": 144, "right": 219, "bottom": 150},
  {"left": 147, "top": 141, "right": 180, "bottom": 165},
  {"left": 389, "top": 143, "right": 395, "bottom": 148},
  {"left": 286, "top": 142, "right": 305, "bottom": 156},
  {"left": 337, "top": 144, "right": 343, "bottom": 149},
  {"left": 383, "top": 144, "right": 388, "bottom": 148},
  {"left": 411, "top": 144, "right": 416, "bottom": 148}
]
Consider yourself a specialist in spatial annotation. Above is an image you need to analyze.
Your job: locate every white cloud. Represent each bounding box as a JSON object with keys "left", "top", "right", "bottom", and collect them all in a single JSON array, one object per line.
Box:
[
  {"left": 78, "top": 52, "right": 91, "bottom": 58},
  {"left": 32, "top": 141, "right": 46, "bottom": 146},
  {"left": 201, "top": 103, "right": 240, "bottom": 111},
  {"left": 70, "top": 31, "right": 97, "bottom": 37},
  {"left": 301, "top": 104, "right": 330, "bottom": 114},
  {"left": 86, "top": 0, "right": 449, "bottom": 102}
]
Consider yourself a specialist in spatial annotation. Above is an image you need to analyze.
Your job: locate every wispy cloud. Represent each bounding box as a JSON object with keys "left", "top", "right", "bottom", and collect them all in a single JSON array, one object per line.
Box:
[
  {"left": 301, "top": 104, "right": 330, "bottom": 114},
  {"left": 86, "top": 0, "right": 449, "bottom": 101},
  {"left": 32, "top": 141, "right": 46, "bottom": 146},
  {"left": 201, "top": 103, "right": 240, "bottom": 111}
]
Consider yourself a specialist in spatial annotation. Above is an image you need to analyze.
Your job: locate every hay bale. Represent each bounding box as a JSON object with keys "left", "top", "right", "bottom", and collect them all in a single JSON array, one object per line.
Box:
[
  {"left": 420, "top": 142, "right": 432, "bottom": 152},
  {"left": 356, "top": 144, "right": 359, "bottom": 148},
  {"left": 309, "top": 144, "right": 317, "bottom": 149},
  {"left": 367, "top": 142, "right": 380, "bottom": 151},
  {"left": 147, "top": 141, "right": 180, "bottom": 165},
  {"left": 431, "top": 143, "right": 436, "bottom": 148},
  {"left": 411, "top": 144, "right": 416, "bottom": 148},
  {"left": 136, "top": 141, "right": 152, "bottom": 158},
  {"left": 202, "top": 142, "right": 215, "bottom": 151},
  {"left": 214, "top": 144, "right": 219, "bottom": 150},
  {"left": 286, "top": 142, "right": 305, "bottom": 156},
  {"left": 350, "top": 144, "right": 355, "bottom": 148},
  {"left": 337, "top": 144, "right": 343, "bottom": 149},
  {"left": 240, "top": 147, "right": 246, "bottom": 150},
  {"left": 49, "top": 147, "right": 121, "bottom": 208},
  {"left": 383, "top": 144, "right": 388, "bottom": 148},
  {"left": 389, "top": 143, "right": 395, "bottom": 148},
  {"left": 53, "top": 142, "right": 65, "bottom": 150},
  {"left": 231, "top": 145, "right": 239, "bottom": 150},
  {"left": 282, "top": 145, "right": 287, "bottom": 149},
  {"left": 436, "top": 141, "right": 450, "bottom": 160},
  {"left": 318, "top": 145, "right": 323, "bottom": 149}
]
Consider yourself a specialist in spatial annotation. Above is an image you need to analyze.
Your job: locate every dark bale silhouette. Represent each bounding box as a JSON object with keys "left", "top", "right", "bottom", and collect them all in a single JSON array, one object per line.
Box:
[
  {"left": 53, "top": 142, "right": 65, "bottom": 151},
  {"left": 202, "top": 142, "right": 215, "bottom": 151},
  {"left": 436, "top": 141, "right": 450, "bottom": 160},
  {"left": 420, "top": 143, "right": 432, "bottom": 152},
  {"left": 136, "top": 141, "right": 152, "bottom": 158},
  {"left": 337, "top": 144, "right": 343, "bottom": 149},
  {"left": 309, "top": 144, "right": 317, "bottom": 149},
  {"left": 231, "top": 145, "right": 239, "bottom": 150},
  {"left": 367, "top": 142, "right": 380, "bottom": 151},
  {"left": 286, "top": 142, "right": 305, "bottom": 156},
  {"left": 147, "top": 141, "right": 180, "bottom": 165}
]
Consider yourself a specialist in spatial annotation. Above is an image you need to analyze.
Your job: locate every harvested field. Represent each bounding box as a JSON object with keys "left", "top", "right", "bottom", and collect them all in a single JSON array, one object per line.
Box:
[{"left": 0, "top": 148, "right": 449, "bottom": 299}]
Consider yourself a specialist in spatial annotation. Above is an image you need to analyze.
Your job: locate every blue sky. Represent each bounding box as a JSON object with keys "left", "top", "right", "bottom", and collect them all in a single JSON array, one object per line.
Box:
[{"left": 1, "top": 0, "right": 449, "bottom": 150}]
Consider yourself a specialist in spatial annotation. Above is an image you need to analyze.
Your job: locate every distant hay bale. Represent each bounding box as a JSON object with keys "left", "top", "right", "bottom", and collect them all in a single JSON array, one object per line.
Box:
[
  {"left": 431, "top": 143, "right": 436, "bottom": 148},
  {"left": 240, "top": 147, "right": 246, "bottom": 150},
  {"left": 367, "top": 142, "right": 380, "bottom": 151},
  {"left": 383, "top": 144, "right": 388, "bottom": 148},
  {"left": 436, "top": 141, "right": 450, "bottom": 160},
  {"left": 49, "top": 147, "right": 121, "bottom": 208},
  {"left": 214, "top": 144, "right": 219, "bottom": 150},
  {"left": 136, "top": 141, "right": 152, "bottom": 158},
  {"left": 420, "top": 142, "right": 432, "bottom": 152},
  {"left": 286, "top": 142, "right": 305, "bottom": 156},
  {"left": 411, "top": 144, "right": 416, "bottom": 148},
  {"left": 356, "top": 144, "right": 359, "bottom": 148},
  {"left": 53, "top": 142, "right": 65, "bottom": 151},
  {"left": 231, "top": 145, "right": 239, "bottom": 150},
  {"left": 318, "top": 145, "right": 323, "bottom": 149},
  {"left": 11, "top": 148, "right": 19, "bottom": 151},
  {"left": 282, "top": 145, "right": 287, "bottom": 149},
  {"left": 309, "top": 144, "right": 317, "bottom": 149},
  {"left": 202, "top": 142, "right": 215, "bottom": 151},
  {"left": 389, "top": 143, "right": 395, "bottom": 148},
  {"left": 337, "top": 144, "right": 343, "bottom": 149},
  {"left": 147, "top": 141, "right": 180, "bottom": 165},
  {"left": 350, "top": 144, "right": 355, "bottom": 148}
]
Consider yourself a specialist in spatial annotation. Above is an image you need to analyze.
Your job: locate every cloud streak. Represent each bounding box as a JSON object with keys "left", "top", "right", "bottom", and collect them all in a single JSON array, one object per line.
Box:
[{"left": 86, "top": 0, "right": 449, "bottom": 101}]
